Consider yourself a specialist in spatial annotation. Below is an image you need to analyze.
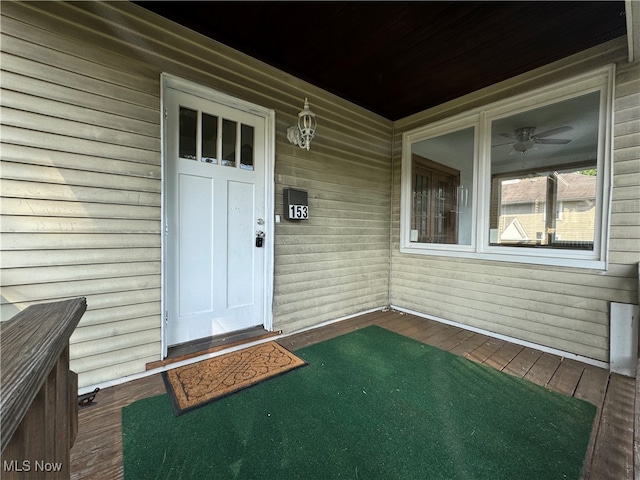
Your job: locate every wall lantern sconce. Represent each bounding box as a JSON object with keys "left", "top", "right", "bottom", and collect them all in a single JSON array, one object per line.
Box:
[{"left": 287, "top": 98, "right": 316, "bottom": 151}]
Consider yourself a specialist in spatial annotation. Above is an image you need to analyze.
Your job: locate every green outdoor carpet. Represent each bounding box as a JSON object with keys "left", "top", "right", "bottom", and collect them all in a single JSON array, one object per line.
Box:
[{"left": 122, "top": 325, "right": 596, "bottom": 479}]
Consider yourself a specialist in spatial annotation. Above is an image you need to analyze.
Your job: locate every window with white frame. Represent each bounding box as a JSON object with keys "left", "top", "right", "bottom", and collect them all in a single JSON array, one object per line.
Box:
[
  {"left": 400, "top": 66, "right": 613, "bottom": 269},
  {"left": 410, "top": 125, "right": 476, "bottom": 246}
]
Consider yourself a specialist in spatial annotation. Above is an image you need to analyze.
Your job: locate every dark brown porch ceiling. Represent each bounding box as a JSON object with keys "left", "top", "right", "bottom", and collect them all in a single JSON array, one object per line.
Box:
[{"left": 137, "top": 1, "right": 627, "bottom": 120}]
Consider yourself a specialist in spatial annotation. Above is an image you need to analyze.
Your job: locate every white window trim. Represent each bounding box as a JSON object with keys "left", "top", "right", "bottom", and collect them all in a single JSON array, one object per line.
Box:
[
  {"left": 400, "top": 65, "right": 614, "bottom": 270},
  {"left": 400, "top": 114, "right": 480, "bottom": 254}
]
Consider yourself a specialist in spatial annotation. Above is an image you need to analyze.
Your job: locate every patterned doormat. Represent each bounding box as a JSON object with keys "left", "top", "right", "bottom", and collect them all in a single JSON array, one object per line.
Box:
[{"left": 162, "top": 341, "right": 306, "bottom": 415}]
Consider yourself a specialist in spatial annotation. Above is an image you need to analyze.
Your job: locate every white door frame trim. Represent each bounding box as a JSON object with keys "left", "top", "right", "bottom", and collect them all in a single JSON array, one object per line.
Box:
[{"left": 160, "top": 73, "right": 276, "bottom": 359}]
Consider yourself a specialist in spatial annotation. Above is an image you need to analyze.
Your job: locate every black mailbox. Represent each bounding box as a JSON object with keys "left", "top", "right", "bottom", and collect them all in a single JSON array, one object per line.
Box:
[{"left": 283, "top": 188, "right": 309, "bottom": 220}]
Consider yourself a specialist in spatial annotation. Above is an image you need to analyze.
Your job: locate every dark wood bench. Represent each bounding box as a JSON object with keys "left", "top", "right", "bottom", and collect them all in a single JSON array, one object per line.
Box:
[{"left": 1, "top": 298, "right": 86, "bottom": 479}]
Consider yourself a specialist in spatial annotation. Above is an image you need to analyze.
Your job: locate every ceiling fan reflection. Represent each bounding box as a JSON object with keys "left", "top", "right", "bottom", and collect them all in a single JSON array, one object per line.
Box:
[{"left": 493, "top": 126, "right": 573, "bottom": 154}]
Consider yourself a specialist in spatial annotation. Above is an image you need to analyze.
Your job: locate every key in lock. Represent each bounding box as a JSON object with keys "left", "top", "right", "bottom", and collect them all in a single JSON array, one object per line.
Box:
[{"left": 255, "top": 230, "right": 265, "bottom": 248}]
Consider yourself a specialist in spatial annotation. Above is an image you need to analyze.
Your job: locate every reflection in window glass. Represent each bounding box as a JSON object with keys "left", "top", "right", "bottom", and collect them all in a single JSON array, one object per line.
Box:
[
  {"left": 240, "top": 124, "right": 254, "bottom": 170},
  {"left": 202, "top": 113, "right": 218, "bottom": 164},
  {"left": 490, "top": 92, "right": 600, "bottom": 250},
  {"left": 491, "top": 169, "right": 596, "bottom": 249},
  {"left": 179, "top": 107, "right": 197, "bottom": 160},
  {"left": 410, "top": 127, "right": 474, "bottom": 245},
  {"left": 222, "top": 119, "right": 237, "bottom": 167},
  {"left": 554, "top": 170, "right": 597, "bottom": 246}
]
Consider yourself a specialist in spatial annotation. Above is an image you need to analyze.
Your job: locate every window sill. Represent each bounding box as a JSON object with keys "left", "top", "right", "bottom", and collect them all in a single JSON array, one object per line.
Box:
[{"left": 399, "top": 243, "right": 606, "bottom": 270}]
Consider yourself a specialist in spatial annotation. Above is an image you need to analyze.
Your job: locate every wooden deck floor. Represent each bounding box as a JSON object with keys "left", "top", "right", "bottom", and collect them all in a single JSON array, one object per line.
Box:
[{"left": 70, "top": 309, "right": 636, "bottom": 479}]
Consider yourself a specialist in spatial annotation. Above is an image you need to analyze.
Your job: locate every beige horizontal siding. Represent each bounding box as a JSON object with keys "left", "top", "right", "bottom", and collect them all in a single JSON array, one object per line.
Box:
[
  {"left": 1, "top": 198, "right": 160, "bottom": 221},
  {"left": 1, "top": 216, "right": 160, "bottom": 234},
  {"left": 1, "top": 89, "right": 158, "bottom": 139},
  {"left": 70, "top": 348, "right": 160, "bottom": 387},
  {"left": 1, "top": 125, "right": 159, "bottom": 165},
  {"left": 70, "top": 343, "right": 160, "bottom": 375},
  {"left": 1, "top": 144, "right": 161, "bottom": 181},
  {"left": 0, "top": 275, "right": 161, "bottom": 307},
  {"left": 0, "top": 0, "right": 391, "bottom": 389},
  {"left": 0, "top": 0, "right": 163, "bottom": 391},
  {"left": 2, "top": 107, "right": 159, "bottom": 152},
  {"left": 1, "top": 233, "right": 161, "bottom": 251},
  {"left": 2, "top": 261, "right": 160, "bottom": 287},
  {"left": 2, "top": 248, "right": 160, "bottom": 269},
  {"left": 1, "top": 162, "right": 160, "bottom": 194},
  {"left": 0, "top": 180, "right": 161, "bottom": 207},
  {"left": 390, "top": 39, "right": 639, "bottom": 363},
  {"left": 0, "top": 289, "right": 161, "bottom": 325},
  {"left": 74, "top": 302, "right": 160, "bottom": 329},
  {"left": 610, "top": 60, "right": 640, "bottom": 286},
  {"left": 72, "top": 315, "right": 160, "bottom": 345},
  {"left": 1, "top": 64, "right": 159, "bottom": 124}
]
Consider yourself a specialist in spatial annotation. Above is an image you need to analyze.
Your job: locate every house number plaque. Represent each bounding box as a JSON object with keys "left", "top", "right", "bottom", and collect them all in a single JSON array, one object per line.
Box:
[{"left": 287, "top": 205, "right": 309, "bottom": 219}]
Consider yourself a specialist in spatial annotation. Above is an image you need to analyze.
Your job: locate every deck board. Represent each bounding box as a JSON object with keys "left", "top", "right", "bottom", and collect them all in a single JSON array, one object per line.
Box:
[
  {"left": 435, "top": 328, "right": 476, "bottom": 352},
  {"left": 575, "top": 365, "right": 610, "bottom": 406},
  {"left": 503, "top": 347, "right": 543, "bottom": 378},
  {"left": 464, "top": 337, "right": 506, "bottom": 364},
  {"left": 548, "top": 358, "right": 586, "bottom": 396},
  {"left": 412, "top": 320, "right": 451, "bottom": 342},
  {"left": 482, "top": 342, "right": 523, "bottom": 370},
  {"left": 424, "top": 325, "right": 463, "bottom": 348},
  {"left": 589, "top": 374, "right": 636, "bottom": 480},
  {"left": 449, "top": 333, "right": 491, "bottom": 357},
  {"left": 69, "top": 309, "right": 631, "bottom": 480},
  {"left": 524, "top": 352, "right": 562, "bottom": 387}
]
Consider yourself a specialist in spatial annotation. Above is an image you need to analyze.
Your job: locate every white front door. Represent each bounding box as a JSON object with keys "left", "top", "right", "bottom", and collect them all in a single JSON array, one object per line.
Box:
[{"left": 164, "top": 81, "right": 272, "bottom": 347}]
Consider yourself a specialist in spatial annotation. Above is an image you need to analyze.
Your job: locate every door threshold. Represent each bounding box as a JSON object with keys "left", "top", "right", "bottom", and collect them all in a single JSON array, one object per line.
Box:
[{"left": 146, "top": 326, "right": 281, "bottom": 371}]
